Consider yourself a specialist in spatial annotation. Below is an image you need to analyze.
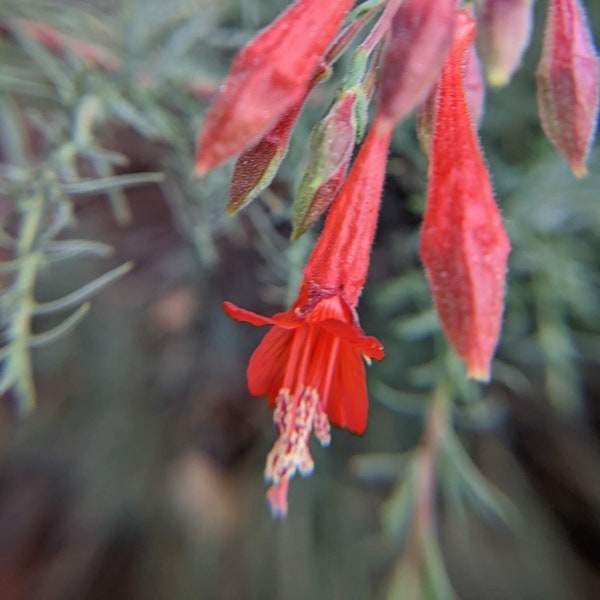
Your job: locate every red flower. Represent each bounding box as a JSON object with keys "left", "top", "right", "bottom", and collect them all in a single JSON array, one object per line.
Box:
[
  {"left": 224, "top": 119, "right": 392, "bottom": 516},
  {"left": 195, "top": 0, "right": 354, "bottom": 175},
  {"left": 420, "top": 11, "right": 511, "bottom": 381},
  {"left": 536, "top": 0, "right": 600, "bottom": 176}
]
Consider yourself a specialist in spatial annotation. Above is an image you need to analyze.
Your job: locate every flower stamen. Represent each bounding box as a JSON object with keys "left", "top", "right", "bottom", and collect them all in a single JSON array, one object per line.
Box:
[{"left": 266, "top": 386, "right": 331, "bottom": 483}]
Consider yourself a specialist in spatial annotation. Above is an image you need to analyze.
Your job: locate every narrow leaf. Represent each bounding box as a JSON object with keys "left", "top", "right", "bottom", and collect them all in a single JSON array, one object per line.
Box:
[
  {"left": 45, "top": 239, "right": 114, "bottom": 261},
  {"left": 62, "top": 172, "right": 163, "bottom": 195},
  {"left": 441, "top": 430, "right": 517, "bottom": 526},
  {"left": 29, "top": 302, "right": 90, "bottom": 347},
  {"left": 34, "top": 261, "right": 133, "bottom": 315},
  {"left": 382, "top": 470, "right": 416, "bottom": 539},
  {"left": 350, "top": 452, "right": 412, "bottom": 482}
]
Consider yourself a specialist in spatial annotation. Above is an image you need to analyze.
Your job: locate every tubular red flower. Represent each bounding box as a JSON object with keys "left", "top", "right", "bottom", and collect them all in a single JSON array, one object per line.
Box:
[
  {"left": 224, "top": 119, "right": 392, "bottom": 516},
  {"left": 536, "top": 0, "right": 600, "bottom": 177},
  {"left": 194, "top": 0, "right": 354, "bottom": 176},
  {"left": 224, "top": 288, "right": 382, "bottom": 517},
  {"left": 420, "top": 11, "right": 511, "bottom": 381}
]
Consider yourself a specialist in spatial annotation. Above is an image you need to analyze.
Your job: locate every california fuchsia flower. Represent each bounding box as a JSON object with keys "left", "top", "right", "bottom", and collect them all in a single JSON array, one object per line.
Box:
[
  {"left": 224, "top": 118, "right": 393, "bottom": 516},
  {"left": 195, "top": 0, "right": 354, "bottom": 176},
  {"left": 537, "top": 0, "right": 600, "bottom": 177},
  {"left": 475, "top": 0, "right": 535, "bottom": 87},
  {"left": 420, "top": 11, "right": 511, "bottom": 381},
  {"left": 377, "top": 0, "right": 457, "bottom": 127}
]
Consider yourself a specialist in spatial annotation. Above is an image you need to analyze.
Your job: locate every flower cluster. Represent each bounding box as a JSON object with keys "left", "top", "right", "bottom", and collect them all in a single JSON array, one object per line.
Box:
[{"left": 195, "top": 0, "right": 599, "bottom": 516}]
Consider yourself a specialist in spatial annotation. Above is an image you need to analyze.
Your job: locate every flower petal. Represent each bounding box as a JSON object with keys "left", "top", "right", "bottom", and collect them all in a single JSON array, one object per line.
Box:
[
  {"left": 319, "top": 319, "right": 384, "bottom": 360},
  {"left": 223, "top": 301, "right": 275, "bottom": 327},
  {"left": 247, "top": 326, "right": 293, "bottom": 398},
  {"left": 327, "top": 344, "right": 369, "bottom": 434}
]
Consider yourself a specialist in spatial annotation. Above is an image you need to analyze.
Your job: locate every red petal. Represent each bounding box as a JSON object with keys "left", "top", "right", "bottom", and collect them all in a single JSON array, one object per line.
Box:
[
  {"left": 270, "top": 310, "right": 303, "bottom": 329},
  {"left": 247, "top": 327, "right": 293, "bottom": 397},
  {"left": 326, "top": 344, "right": 369, "bottom": 434},
  {"left": 223, "top": 301, "right": 275, "bottom": 327},
  {"left": 319, "top": 319, "right": 384, "bottom": 360}
]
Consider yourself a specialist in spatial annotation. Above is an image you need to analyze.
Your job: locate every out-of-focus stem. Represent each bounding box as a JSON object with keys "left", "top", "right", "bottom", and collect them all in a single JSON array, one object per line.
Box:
[
  {"left": 390, "top": 388, "right": 450, "bottom": 598},
  {"left": 6, "top": 190, "right": 46, "bottom": 412},
  {"left": 413, "top": 388, "right": 447, "bottom": 534}
]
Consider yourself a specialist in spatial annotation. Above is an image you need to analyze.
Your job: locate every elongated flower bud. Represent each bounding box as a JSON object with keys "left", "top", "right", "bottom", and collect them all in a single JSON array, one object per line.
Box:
[
  {"left": 420, "top": 11, "right": 511, "bottom": 381},
  {"left": 195, "top": 0, "right": 354, "bottom": 175},
  {"left": 475, "top": 0, "right": 534, "bottom": 87},
  {"left": 377, "top": 0, "right": 457, "bottom": 127},
  {"left": 292, "top": 91, "right": 359, "bottom": 240},
  {"left": 536, "top": 0, "right": 600, "bottom": 177},
  {"left": 228, "top": 99, "right": 304, "bottom": 214}
]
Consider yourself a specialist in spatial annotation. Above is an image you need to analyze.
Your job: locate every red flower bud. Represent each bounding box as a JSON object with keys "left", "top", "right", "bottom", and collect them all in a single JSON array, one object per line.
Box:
[
  {"left": 536, "top": 0, "right": 600, "bottom": 177},
  {"left": 420, "top": 11, "right": 511, "bottom": 381},
  {"left": 194, "top": 0, "right": 354, "bottom": 176},
  {"left": 292, "top": 91, "right": 359, "bottom": 240},
  {"left": 475, "top": 0, "right": 535, "bottom": 87},
  {"left": 377, "top": 0, "right": 457, "bottom": 127},
  {"left": 228, "top": 99, "right": 304, "bottom": 215}
]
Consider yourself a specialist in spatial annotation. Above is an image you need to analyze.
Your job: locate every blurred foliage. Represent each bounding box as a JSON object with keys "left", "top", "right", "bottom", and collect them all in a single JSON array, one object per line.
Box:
[{"left": 0, "top": 1, "right": 599, "bottom": 599}]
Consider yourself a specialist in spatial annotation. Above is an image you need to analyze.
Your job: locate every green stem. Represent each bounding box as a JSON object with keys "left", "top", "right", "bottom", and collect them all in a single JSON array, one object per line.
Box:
[{"left": 7, "top": 191, "right": 45, "bottom": 412}]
